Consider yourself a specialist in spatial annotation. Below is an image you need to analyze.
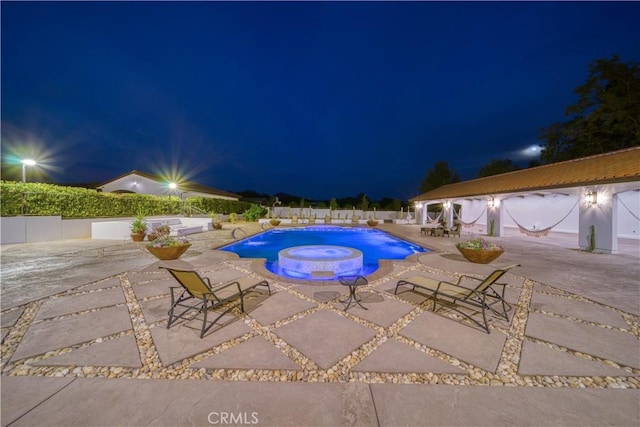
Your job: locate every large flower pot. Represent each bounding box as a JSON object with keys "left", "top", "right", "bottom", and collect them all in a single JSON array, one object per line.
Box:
[
  {"left": 456, "top": 247, "right": 504, "bottom": 264},
  {"left": 146, "top": 244, "right": 191, "bottom": 260},
  {"left": 131, "top": 232, "right": 146, "bottom": 242}
]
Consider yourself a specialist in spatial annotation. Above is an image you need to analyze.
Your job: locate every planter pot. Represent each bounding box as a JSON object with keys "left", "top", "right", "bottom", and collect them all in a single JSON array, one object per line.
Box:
[
  {"left": 146, "top": 244, "right": 191, "bottom": 260},
  {"left": 212, "top": 222, "right": 223, "bottom": 230},
  {"left": 456, "top": 247, "right": 504, "bottom": 264},
  {"left": 131, "top": 232, "right": 146, "bottom": 242},
  {"left": 269, "top": 220, "right": 281, "bottom": 226},
  {"left": 367, "top": 220, "right": 379, "bottom": 227}
]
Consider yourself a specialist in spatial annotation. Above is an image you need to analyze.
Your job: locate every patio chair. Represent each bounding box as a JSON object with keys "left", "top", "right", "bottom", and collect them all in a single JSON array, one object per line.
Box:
[
  {"left": 444, "top": 222, "right": 461, "bottom": 238},
  {"left": 161, "top": 267, "right": 270, "bottom": 338},
  {"left": 394, "top": 264, "right": 519, "bottom": 333}
]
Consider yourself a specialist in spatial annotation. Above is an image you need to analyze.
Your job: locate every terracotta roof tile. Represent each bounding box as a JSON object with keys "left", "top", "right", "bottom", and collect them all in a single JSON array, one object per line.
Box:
[{"left": 412, "top": 147, "right": 640, "bottom": 201}]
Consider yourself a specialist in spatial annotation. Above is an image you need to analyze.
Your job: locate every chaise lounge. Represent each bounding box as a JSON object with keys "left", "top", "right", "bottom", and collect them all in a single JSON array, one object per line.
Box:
[
  {"left": 394, "top": 264, "right": 519, "bottom": 333},
  {"left": 161, "top": 267, "right": 270, "bottom": 338}
]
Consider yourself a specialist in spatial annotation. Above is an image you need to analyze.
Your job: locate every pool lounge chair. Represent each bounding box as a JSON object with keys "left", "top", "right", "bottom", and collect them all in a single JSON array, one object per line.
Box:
[
  {"left": 444, "top": 222, "right": 461, "bottom": 238},
  {"left": 161, "top": 267, "right": 270, "bottom": 338},
  {"left": 394, "top": 264, "right": 519, "bottom": 333}
]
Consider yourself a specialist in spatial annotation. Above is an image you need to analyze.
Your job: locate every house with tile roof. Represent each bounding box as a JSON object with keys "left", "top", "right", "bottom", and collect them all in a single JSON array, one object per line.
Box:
[
  {"left": 96, "top": 170, "right": 241, "bottom": 201},
  {"left": 411, "top": 147, "right": 640, "bottom": 254}
]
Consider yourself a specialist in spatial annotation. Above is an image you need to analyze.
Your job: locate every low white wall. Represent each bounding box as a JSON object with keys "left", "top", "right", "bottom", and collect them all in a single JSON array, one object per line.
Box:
[
  {"left": 1, "top": 216, "right": 62, "bottom": 244},
  {"left": 91, "top": 221, "right": 133, "bottom": 240},
  {"left": 93, "top": 217, "right": 212, "bottom": 240}
]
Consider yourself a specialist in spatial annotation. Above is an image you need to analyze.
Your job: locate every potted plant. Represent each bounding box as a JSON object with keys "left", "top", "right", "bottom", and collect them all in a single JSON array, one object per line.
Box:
[
  {"left": 209, "top": 212, "right": 223, "bottom": 230},
  {"left": 455, "top": 237, "right": 504, "bottom": 264},
  {"left": 367, "top": 219, "right": 379, "bottom": 226},
  {"left": 146, "top": 235, "right": 191, "bottom": 260},
  {"left": 130, "top": 212, "right": 148, "bottom": 242},
  {"left": 229, "top": 212, "right": 237, "bottom": 224},
  {"left": 147, "top": 224, "right": 170, "bottom": 241},
  {"left": 269, "top": 218, "right": 281, "bottom": 226}
]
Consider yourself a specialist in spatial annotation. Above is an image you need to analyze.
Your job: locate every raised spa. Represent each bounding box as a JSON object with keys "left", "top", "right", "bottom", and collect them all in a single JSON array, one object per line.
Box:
[{"left": 278, "top": 245, "right": 363, "bottom": 278}]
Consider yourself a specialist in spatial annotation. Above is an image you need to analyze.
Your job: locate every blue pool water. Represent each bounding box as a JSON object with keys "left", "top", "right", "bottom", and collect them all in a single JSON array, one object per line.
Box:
[{"left": 219, "top": 226, "right": 427, "bottom": 280}]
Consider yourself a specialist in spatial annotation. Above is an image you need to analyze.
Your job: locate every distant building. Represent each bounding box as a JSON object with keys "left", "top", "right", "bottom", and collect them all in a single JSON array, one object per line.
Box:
[{"left": 96, "top": 170, "right": 240, "bottom": 201}]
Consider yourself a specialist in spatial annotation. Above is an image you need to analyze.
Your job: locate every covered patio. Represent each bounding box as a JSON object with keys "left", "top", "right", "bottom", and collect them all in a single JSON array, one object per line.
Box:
[{"left": 412, "top": 147, "right": 640, "bottom": 254}]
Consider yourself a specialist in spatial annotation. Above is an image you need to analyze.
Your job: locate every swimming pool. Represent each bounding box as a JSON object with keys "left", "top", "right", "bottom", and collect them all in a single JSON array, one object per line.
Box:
[{"left": 219, "top": 226, "right": 427, "bottom": 280}]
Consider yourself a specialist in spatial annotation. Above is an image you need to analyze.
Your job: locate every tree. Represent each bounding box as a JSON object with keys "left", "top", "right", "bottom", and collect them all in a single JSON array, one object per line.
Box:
[
  {"left": 359, "top": 194, "right": 369, "bottom": 211},
  {"left": 329, "top": 198, "right": 339, "bottom": 210},
  {"left": 539, "top": 55, "right": 640, "bottom": 163},
  {"left": 477, "top": 159, "right": 519, "bottom": 178},
  {"left": 419, "top": 161, "right": 460, "bottom": 193}
]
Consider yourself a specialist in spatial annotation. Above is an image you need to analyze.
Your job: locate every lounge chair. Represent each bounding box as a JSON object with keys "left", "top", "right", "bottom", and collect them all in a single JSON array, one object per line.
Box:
[
  {"left": 444, "top": 222, "right": 461, "bottom": 238},
  {"left": 161, "top": 267, "right": 270, "bottom": 338},
  {"left": 394, "top": 264, "right": 519, "bottom": 333}
]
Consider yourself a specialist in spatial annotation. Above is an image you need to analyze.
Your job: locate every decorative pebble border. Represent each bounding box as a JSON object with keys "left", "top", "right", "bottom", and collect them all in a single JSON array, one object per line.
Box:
[{"left": 1, "top": 245, "right": 638, "bottom": 390}]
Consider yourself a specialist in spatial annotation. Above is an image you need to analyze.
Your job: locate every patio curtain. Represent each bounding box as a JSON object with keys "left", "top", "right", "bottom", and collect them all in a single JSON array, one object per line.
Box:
[
  {"left": 619, "top": 196, "right": 640, "bottom": 221},
  {"left": 503, "top": 198, "right": 579, "bottom": 237}
]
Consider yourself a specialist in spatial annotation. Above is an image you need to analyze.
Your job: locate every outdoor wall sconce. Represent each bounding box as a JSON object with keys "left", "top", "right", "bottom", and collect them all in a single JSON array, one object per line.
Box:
[
  {"left": 586, "top": 190, "right": 598, "bottom": 206},
  {"left": 488, "top": 197, "right": 495, "bottom": 208},
  {"left": 443, "top": 201, "right": 451, "bottom": 209}
]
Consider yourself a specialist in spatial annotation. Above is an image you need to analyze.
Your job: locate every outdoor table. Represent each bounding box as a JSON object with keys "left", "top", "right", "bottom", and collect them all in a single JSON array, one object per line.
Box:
[{"left": 337, "top": 275, "right": 369, "bottom": 311}]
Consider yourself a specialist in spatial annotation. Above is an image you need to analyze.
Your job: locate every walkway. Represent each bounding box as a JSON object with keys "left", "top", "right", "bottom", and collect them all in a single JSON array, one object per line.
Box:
[{"left": 1, "top": 224, "right": 638, "bottom": 426}]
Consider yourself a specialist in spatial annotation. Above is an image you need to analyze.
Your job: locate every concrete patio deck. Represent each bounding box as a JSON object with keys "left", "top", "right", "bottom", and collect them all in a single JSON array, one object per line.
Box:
[{"left": 1, "top": 223, "right": 638, "bottom": 426}]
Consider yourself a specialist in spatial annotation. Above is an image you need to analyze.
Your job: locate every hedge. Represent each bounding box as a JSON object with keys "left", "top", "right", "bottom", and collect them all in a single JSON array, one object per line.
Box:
[{"left": 0, "top": 182, "right": 252, "bottom": 219}]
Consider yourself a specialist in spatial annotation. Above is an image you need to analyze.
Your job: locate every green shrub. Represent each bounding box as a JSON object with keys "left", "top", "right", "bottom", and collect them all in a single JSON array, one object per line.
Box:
[
  {"left": 0, "top": 181, "right": 249, "bottom": 219},
  {"left": 242, "top": 204, "right": 267, "bottom": 222}
]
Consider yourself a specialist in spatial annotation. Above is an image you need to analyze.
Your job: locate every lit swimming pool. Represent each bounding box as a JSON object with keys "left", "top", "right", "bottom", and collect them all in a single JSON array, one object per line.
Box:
[{"left": 219, "top": 226, "right": 427, "bottom": 280}]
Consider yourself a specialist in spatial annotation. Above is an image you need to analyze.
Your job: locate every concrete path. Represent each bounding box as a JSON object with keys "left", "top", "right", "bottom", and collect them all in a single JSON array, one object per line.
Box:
[{"left": 1, "top": 224, "right": 638, "bottom": 426}]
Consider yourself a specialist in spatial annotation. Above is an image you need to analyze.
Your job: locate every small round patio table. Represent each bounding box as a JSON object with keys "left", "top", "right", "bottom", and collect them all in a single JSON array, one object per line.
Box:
[{"left": 338, "top": 275, "right": 369, "bottom": 311}]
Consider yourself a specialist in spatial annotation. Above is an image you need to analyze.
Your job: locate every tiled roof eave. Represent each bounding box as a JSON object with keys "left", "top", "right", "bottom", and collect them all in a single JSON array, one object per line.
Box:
[
  {"left": 411, "top": 147, "right": 640, "bottom": 202},
  {"left": 412, "top": 175, "right": 640, "bottom": 201}
]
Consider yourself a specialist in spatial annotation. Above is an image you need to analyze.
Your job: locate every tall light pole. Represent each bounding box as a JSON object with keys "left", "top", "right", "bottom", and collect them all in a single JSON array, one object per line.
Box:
[{"left": 21, "top": 159, "right": 36, "bottom": 183}]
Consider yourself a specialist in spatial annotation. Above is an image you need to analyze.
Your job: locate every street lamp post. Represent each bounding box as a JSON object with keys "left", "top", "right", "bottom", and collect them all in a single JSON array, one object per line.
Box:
[{"left": 21, "top": 159, "right": 36, "bottom": 183}]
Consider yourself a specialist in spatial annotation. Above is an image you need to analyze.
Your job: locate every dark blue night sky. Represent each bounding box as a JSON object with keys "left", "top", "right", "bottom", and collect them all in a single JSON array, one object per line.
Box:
[{"left": 2, "top": 1, "right": 639, "bottom": 200}]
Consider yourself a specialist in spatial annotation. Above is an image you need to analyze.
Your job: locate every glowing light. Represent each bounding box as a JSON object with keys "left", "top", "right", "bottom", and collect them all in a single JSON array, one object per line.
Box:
[
  {"left": 522, "top": 145, "right": 542, "bottom": 157},
  {"left": 585, "top": 190, "right": 598, "bottom": 206},
  {"left": 168, "top": 182, "right": 178, "bottom": 190},
  {"left": 21, "top": 159, "right": 37, "bottom": 183}
]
